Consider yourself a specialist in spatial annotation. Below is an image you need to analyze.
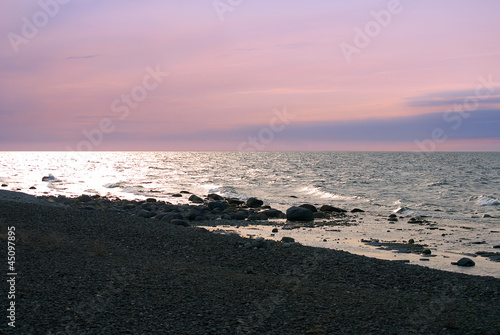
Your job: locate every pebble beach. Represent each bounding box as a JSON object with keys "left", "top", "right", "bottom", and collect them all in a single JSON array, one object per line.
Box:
[{"left": 1, "top": 190, "right": 499, "bottom": 334}]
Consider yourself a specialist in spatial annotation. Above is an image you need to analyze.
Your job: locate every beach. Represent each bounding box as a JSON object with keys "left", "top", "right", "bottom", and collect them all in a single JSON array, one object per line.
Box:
[{"left": 1, "top": 191, "right": 499, "bottom": 334}]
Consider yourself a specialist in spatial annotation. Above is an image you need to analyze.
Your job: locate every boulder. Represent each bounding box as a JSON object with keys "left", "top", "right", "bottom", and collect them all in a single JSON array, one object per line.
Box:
[
  {"left": 351, "top": 208, "right": 365, "bottom": 213},
  {"left": 146, "top": 198, "right": 157, "bottom": 203},
  {"left": 137, "top": 209, "right": 153, "bottom": 218},
  {"left": 286, "top": 206, "right": 314, "bottom": 221},
  {"left": 170, "top": 219, "right": 190, "bottom": 227},
  {"left": 185, "top": 208, "right": 203, "bottom": 220},
  {"left": 1, "top": 184, "right": 7, "bottom": 187},
  {"left": 230, "top": 211, "right": 248, "bottom": 220},
  {"left": 228, "top": 198, "right": 245, "bottom": 206},
  {"left": 180, "top": 190, "right": 191, "bottom": 194},
  {"left": 262, "top": 209, "right": 284, "bottom": 218},
  {"left": 247, "top": 197, "right": 264, "bottom": 208},
  {"left": 78, "top": 195, "right": 92, "bottom": 203},
  {"left": 453, "top": 257, "right": 475, "bottom": 267},
  {"left": 299, "top": 204, "right": 317, "bottom": 212},
  {"left": 188, "top": 194, "right": 204, "bottom": 203},
  {"left": 319, "top": 205, "right": 347, "bottom": 213},
  {"left": 281, "top": 237, "right": 295, "bottom": 243},
  {"left": 171, "top": 194, "right": 183, "bottom": 197},
  {"left": 207, "top": 193, "right": 224, "bottom": 201},
  {"left": 207, "top": 201, "right": 227, "bottom": 211}
]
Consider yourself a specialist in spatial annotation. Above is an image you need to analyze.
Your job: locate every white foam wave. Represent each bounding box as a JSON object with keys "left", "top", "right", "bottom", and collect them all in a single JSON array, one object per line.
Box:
[
  {"left": 477, "top": 196, "right": 500, "bottom": 206},
  {"left": 299, "top": 186, "right": 355, "bottom": 201}
]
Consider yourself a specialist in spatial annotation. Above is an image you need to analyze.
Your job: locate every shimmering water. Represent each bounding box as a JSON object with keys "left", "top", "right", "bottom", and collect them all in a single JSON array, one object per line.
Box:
[{"left": 1, "top": 151, "right": 499, "bottom": 277}]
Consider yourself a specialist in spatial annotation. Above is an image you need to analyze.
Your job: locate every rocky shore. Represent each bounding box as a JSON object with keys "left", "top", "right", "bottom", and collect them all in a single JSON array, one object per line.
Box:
[{"left": 1, "top": 190, "right": 499, "bottom": 334}]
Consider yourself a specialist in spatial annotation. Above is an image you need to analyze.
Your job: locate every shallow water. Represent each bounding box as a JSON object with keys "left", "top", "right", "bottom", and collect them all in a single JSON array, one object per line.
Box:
[{"left": 1, "top": 151, "right": 499, "bottom": 277}]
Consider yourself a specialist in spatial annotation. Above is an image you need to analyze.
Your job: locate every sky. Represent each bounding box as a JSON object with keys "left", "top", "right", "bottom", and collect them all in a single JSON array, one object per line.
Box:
[{"left": 1, "top": 0, "right": 499, "bottom": 151}]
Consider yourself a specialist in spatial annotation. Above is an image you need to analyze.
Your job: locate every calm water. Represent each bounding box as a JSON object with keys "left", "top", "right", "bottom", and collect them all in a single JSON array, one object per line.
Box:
[{"left": 1, "top": 151, "right": 499, "bottom": 277}]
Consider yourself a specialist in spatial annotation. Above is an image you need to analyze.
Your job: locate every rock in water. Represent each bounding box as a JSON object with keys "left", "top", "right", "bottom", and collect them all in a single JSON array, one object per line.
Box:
[
  {"left": 299, "top": 204, "right": 318, "bottom": 212},
  {"left": 188, "top": 194, "right": 204, "bottom": 203},
  {"left": 319, "top": 205, "right": 347, "bottom": 213},
  {"left": 247, "top": 197, "right": 264, "bottom": 208},
  {"left": 286, "top": 206, "right": 314, "bottom": 221},
  {"left": 452, "top": 257, "right": 475, "bottom": 267}
]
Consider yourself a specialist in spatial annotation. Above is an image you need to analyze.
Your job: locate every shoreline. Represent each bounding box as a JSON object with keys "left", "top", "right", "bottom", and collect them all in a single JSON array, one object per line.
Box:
[
  {"left": 1, "top": 189, "right": 498, "bottom": 278},
  {"left": 0, "top": 190, "right": 500, "bottom": 333}
]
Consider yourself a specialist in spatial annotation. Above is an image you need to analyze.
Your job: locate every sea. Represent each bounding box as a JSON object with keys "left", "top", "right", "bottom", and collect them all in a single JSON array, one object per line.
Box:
[{"left": 1, "top": 151, "right": 499, "bottom": 277}]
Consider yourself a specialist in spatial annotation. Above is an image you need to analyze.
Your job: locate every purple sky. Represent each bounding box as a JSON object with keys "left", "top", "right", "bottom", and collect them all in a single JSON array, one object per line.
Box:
[{"left": 1, "top": 0, "right": 499, "bottom": 151}]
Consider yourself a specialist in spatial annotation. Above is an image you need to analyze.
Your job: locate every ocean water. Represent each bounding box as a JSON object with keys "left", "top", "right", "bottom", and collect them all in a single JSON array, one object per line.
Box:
[{"left": 1, "top": 151, "right": 499, "bottom": 277}]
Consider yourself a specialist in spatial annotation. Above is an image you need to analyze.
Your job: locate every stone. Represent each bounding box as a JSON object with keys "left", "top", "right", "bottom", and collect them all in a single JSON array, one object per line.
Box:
[
  {"left": 78, "top": 195, "right": 92, "bottom": 203},
  {"left": 170, "top": 219, "right": 190, "bottom": 227},
  {"left": 299, "top": 204, "right": 317, "bottom": 212},
  {"left": 207, "top": 193, "right": 224, "bottom": 201},
  {"left": 408, "top": 239, "right": 415, "bottom": 244},
  {"left": 230, "top": 211, "right": 248, "bottom": 220},
  {"left": 422, "top": 249, "right": 432, "bottom": 255},
  {"left": 247, "top": 197, "right": 264, "bottom": 208},
  {"left": 351, "top": 208, "right": 365, "bottom": 213},
  {"left": 319, "top": 205, "right": 347, "bottom": 213},
  {"left": 1, "top": 184, "right": 7, "bottom": 187},
  {"left": 29, "top": 186, "right": 36, "bottom": 190},
  {"left": 185, "top": 209, "right": 203, "bottom": 220},
  {"left": 286, "top": 206, "right": 314, "bottom": 221},
  {"left": 188, "top": 194, "right": 204, "bottom": 203},
  {"left": 180, "top": 190, "right": 191, "bottom": 194},
  {"left": 281, "top": 237, "right": 295, "bottom": 243},
  {"left": 483, "top": 214, "right": 493, "bottom": 218},
  {"left": 137, "top": 209, "right": 153, "bottom": 218},
  {"left": 313, "top": 212, "right": 324, "bottom": 219},
  {"left": 146, "top": 198, "right": 157, "bottom": 203},
  {"left": 228, "top": 198, "right": 245, "bottom": 205},
  {"left": 161, "top": 213, "right": 183, "bottom": 223},
  {"left": 283, "top": 243, "right": 291, "bottom": 248},
  {"left": 262, "top": 209, "right": 284, "bottom": 218},
  {"left": 452, "top": 257, "right": 475, "bottom": 267},
  {"left": 207, "top": 201, "right": 226, "bottom": 211},
  {"left": 272, "top": 228, "right": 279, "bottom": 233},
  {"left": 172, "top": 194, "right": 183, "bottom": 197},
  {"left": 251, "top": 237, "right": 266, "bottom": 248}
]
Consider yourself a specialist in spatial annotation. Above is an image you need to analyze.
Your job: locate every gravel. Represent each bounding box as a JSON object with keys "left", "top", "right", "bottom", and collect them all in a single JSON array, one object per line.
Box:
[{"left": 0, "top": 199, "right": 499, "bottom": 334}]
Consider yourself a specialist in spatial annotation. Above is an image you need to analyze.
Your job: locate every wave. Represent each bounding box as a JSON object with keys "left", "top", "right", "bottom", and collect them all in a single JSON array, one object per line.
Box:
[
  {"left": 298, "top": 186, "right": 356, "bottom": 201},
  {"left": 477, "top": 196, "right": 500, "bottom": 206}
]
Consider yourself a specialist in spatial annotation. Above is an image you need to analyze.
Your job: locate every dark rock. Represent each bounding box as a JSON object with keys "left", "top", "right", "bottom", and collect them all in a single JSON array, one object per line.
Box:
[
  {"left": 78, "top": 195, "right": 92, "bottom": 203},
  {"left": 161, "top": 213, "right": 183, "bottom": 223},
  {"left": 452, "top": 257, "right": 475, "bottom": 267},
  {"left": 180, "top": 190, "right": 191, "bottom": 194},
  {"left": 408, "top": 239, "right": 415, "bottom": 244},
  {"left": 207, "top": 193, "right": 224, "bottom": 201},
  {"left": 389, "top": 214, "right": 398, "bottom": 218},
  {"left": 230, "top": 211, "right": 248, "bottom": 220},
  {"left": 494, "top": 245, "right": 500, "bottom": 249},
  {"left": 170, "top": 219, "right": 190, "bottom": 227},
  {"left": 171, "top": 194, "right": 183, "bottom": 197},
  {"left": 137, "top": 209, "right": 153, "bottom": 218},
  {"left": 255, "top": 212, "right": 268, "bottom": 220},
  {"left": 286, "top": 206, "right": 314, "bottom": 221},
  {"left": 351, "top": 208, "right": 365, "bottom": 213},
  {"left": 262, "top": 209, "right": 284, "bottom": 218},
  {"left": 388, "top": 217, "right": 398, "bottom": 222},
  {"left": 155, "top": 212, "right": 170, "bottom": 220},
  {"left": 319, "top": 205, "right": 347, "bottom": 213},
  {"left": 146, "top": 198, "right": 157, "bottom": 203},
  {"left": 208, "top": 201, "right": 227, "bottom": 211},
  {"left": 281, "top": 237, "right": 295, "bottom": 243},
  {"left": 1, "top": 184, "right": 7, "bottom": 187},
  {"left": 185, "top": 209, "right": 203, "bottom": 220},
  {"left": 188, "top": 194, "right": 204, "bottom": 203},
  {"left": 299, "top": 204, "right": 317, "bottom": 212},
  {"left": 422, "top": 249, "right": 432, "bottom": 255},
  {"left": 29, "top": 186, "right": 36, "bottom": 190},
  {"left": 483, "top": 214, "right": 493, "bottom": 218},
  {"left": 251, "top": 237, "right": 266, "bottom": 248},
  {"left": 272, "top": 228, "right": 279, "bottom": 233},
  {"left": 313, "top": 212, "right": 324, "bottom": 219},
  {"left": 247, "top": 197, "right": 264, "bottom": 208},
  {"left": 228, "top": 198, "right": 245, "bottom": 205},
  {"left": 289, "top": 195, "right": 298, "bottom": 198}
]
